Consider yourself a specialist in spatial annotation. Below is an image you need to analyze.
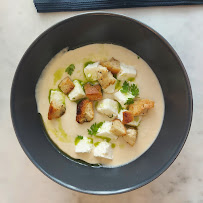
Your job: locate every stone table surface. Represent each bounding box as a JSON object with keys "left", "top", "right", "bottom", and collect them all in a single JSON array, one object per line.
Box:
[{"left": 1, "top": 1, "right": 203, "bottom": 202}]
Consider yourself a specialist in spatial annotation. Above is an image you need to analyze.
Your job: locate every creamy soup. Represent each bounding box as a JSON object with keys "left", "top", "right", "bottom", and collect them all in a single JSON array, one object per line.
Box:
[{"left": 35, "top": 44, "right": 164, "bottom": 167}]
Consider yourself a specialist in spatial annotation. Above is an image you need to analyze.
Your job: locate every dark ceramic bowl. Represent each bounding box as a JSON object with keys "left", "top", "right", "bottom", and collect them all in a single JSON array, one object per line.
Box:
[{"left": 11, "top": 13, "right": 192, "bottom": 195}]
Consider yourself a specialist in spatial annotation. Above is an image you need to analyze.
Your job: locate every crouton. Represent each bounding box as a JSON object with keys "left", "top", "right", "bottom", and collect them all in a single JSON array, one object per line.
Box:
[
  {"left": 84, "top": 83, "right": 103, "bottom": 101},
  {"left": 48, "top": 102, "right": 66, "bottom": 120},
  {"left": 100, "top": 57, "right": 121, "bottom": 74},
  {"left": 58, "top": 76, "right": 75, "bottom": 94},
  {"left": 118, "top": 110, "right": 142, "bottom": 127},
  {"left": 76, "top": 99, "right": 94, "bottom": 124},
  {"left": 48, "top": 90, "right": 66, "bottom": 120},
  {"left": 123, "top": 128, "right": 137, "bottom": 146},
  {"left": 122, "top": 111, "right": 134, "bottom": 124},
  {"left": 111, "top": 119, "right": 126, "bottom": 136},
  {"left": 129, "top": 99, "right": 154, "bottom": 116},
  {"left": 97, "top": 67, "right": 116, "bottom": 90}
]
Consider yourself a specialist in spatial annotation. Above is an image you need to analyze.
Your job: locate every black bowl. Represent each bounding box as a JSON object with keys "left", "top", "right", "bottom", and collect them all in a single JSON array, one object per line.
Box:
[{"left": 11, "top": 12, "right": 193, "bottom": 195}]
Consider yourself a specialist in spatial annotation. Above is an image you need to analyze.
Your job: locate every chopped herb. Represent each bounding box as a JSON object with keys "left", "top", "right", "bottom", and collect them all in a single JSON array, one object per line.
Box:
[
  {"left": 111, "top": 143, "right": 116, "bottom": 148},
  {"left": 84, "top": 61, "right": 94, "bottom": 68},
  {"left": 115, "top": 80, "right": 121, "bottom": 90},
  {"left": 137, "top": 56, "right": 140, "bottom": 59},
  {"left": 120, "top": 81, "right": 130, "bottom": 93},
  {"left": 130, "top": 84, "right": 139, "bottom": 97},
  {"left": 127, "top": 77, "right": 135, "bottom": 82},
  {"left": 124, "top": 98, "right": 134, "bottom": 105},
  {"left": 88, "top": 122, "right": 104, "bottom": 136},
  {"left": 94, "top": 142, "right": 100, "bottom": 147},
  {"left": 65, "top": 64, "right": 75, "bottom": 76},
  {"left": 75, "top": 135, "right": 83, "bottom": 145},
  {"left": 96, "top": 136, "right": 111, "bottom": 142},
  {"left": 117, "top": 102, "right": 123, "bottom": 113}
]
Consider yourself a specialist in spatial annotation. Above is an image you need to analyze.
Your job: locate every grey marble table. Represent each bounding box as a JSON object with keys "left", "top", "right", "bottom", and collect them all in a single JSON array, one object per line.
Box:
[{"left": 0, "top": 0, "right": 203, "bottom": 202}]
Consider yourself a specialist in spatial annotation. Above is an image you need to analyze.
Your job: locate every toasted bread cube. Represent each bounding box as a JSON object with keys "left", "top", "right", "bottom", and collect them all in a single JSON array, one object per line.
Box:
[
  {"left": 118, "top": 110, "right": 142, "bottom": 126},
  {"left": 96, "top": 98, "right": 119, "bottom": 118},
  {"left": 76, "top": 99, "right": 94, "bottom": 124},
  {"left": 84, "top": 62, "right": 100, "bottom": 81},
  {"left": 100, "top": 57, "right": 121, "bottom": 74},
  {"left": 111, "top": 119, "right": 126, "bottom": 136},
  {"left": 117, "top": 63, "right": 137, "bottom": 80},
  {"left": 123, "top": 128, "right": 137, "bottom": 146},
  {"left": 122, "top": 111, "right": 134, "bottom": 124},
  {"left": 94, "top": 141, "right": 113, "bottom": 160},
  {"left": 68, "top": 80, "right": 86, "bottom": 101},
  {"left": 97, "top": 121, "right": 118, "bottom": 140},
  {"left": 129, "top": 99, "right": 154, "bottom": 116},
  {"left": 58, "top": 76, "right": 75, "bottom": 94},
  {"left": 84, "top": 83, "right": 103, "bottom": 101},
  {"left": 97, "top": 66, "right": 116, "bottom": 90},
  {"left": 48, "top": 90, "right": 66, "bottom": 120},
  {"left": 114, "top": 90, "right": 134, "bottom": 108},
  {"left": 75, "top": 137, "right": 93, "bottom": 153}
]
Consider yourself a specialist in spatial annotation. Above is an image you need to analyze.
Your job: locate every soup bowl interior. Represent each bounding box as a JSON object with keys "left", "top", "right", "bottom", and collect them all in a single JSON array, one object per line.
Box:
[{"left": 11, "top": 13, "right": 192, "bottom": 195}]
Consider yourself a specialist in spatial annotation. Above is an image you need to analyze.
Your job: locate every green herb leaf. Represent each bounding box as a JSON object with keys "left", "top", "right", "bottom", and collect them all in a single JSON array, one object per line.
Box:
[
  {"left": 87, "top": 122, "right": 104, "bottom": 136},
  {"left": 111, "top": 143, "right": 116, "bottom": 148},
  {"left": 65, "top": 64, "right": 75, "bottom": 76},
  {"left": 124, "top": 98, "right": 134, "bottom": 105},
  {"left": 137, "top": 56, "right": 140, "bottom": 59},
  {"left": 120, "top": 81, "right": 139, "bottom": 98},
  {"left": 84, "top": 61, "right": 94, "bottom": 68},
  {"left": 75, "top": 135, "right": 83, "bottom": 145},
  {"left": 120, "top": 81, "right": 130, "bottom": 93},
  {"left": 130, "top": 84, "right": 139, "bottom": 97}
]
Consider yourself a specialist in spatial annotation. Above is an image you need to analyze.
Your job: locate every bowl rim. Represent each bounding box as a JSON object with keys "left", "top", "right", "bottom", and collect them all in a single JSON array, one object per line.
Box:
[{"left": 10, "top": 12, "right": 193, "bottom": 195}]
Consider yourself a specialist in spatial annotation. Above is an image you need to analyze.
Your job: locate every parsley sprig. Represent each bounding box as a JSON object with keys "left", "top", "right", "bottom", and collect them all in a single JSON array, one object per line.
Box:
[
  {"left": 65, "top": 64, "right": 75, "bottom": 76},
  {"left": 120, "top": 81, "right": 130, "bottom": 93},
  {"left": 131, "top": 84, "right": 139, "bottom": 97},
  {"left": 124, "top": 98, "right": 134, "bottom": 105},
  {"left": 120, "top": 81, "right": 139, "bottom": 97},
  {"left": 88, "top": 122, "right": 104, "bottom": 136}
]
